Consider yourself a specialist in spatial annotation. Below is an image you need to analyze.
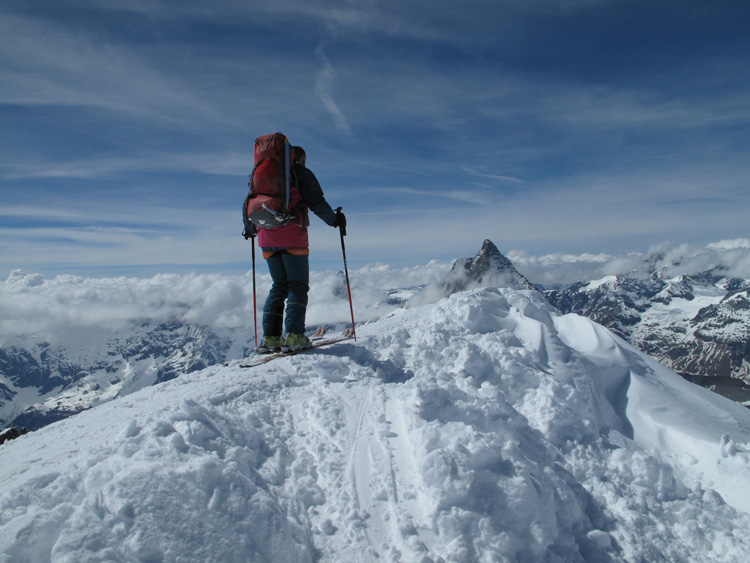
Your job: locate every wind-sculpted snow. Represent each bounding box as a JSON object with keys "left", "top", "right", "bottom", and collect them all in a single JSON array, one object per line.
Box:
[
  {"left": 545, "top": 269, "right": 750, "bottom": 396},
  {"left": 2, "top": 288, "right": 750, "bottom": 561}
]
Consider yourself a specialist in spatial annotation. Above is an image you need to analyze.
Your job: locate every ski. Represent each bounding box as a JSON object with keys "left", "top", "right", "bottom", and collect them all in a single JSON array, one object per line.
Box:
[
  {"left": 310, "top": 326, "right": 327, "bottom": 340},
  {"left": 238, "top": 327, "right": 354, "bottom": 368}
]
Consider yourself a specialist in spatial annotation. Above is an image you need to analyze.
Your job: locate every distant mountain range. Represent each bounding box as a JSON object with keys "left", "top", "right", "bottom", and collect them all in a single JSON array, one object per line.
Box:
[
  {"left": 543, "top": 267, "right": 750, "bottom": 403},
  {"left": 1, "top": 324, "right": 248, "bottom": 431},
  {"left": 2, "top": 240, "right": 748, "bottom": 434},
  {"left": 442, "top": 240, "right": 750, "bottom": 404}
]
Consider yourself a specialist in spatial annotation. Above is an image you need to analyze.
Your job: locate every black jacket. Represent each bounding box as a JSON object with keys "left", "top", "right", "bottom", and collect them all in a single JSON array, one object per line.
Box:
[{"left": 294, "top": 164, "right": 337, "bottom": 226}]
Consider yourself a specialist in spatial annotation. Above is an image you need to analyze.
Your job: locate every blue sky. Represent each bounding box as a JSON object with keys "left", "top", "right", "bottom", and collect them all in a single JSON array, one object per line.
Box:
[{"left": 1, "top": 0, "right": 748, "bottom": 280}]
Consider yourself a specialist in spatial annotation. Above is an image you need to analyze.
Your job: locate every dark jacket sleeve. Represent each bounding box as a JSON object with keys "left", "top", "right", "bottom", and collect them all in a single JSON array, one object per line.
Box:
[{"left": 295, "top": 166, "right": 338, "bottom": 226}]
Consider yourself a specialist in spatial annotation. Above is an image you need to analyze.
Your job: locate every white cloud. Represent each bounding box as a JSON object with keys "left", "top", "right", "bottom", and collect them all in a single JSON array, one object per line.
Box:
[
  {"left": 535, "top": 84, "right": 742, "bottom": 130},
  {"left": 315, "top": 45, "right": 353, "bottom": 136},
  {"left": 2, "top": 0, "right": 747, "bottom": 282},
  {"left": 0, "top": 260, "right": 449, "bottom": 346},
  {"left": 0, "top": 14, "right": 212, "bottom": 124},
  {"left": 3, "top": 238, "right": 747, "bottom": 351},
  {"left": 463, "top": 167, "right": 527, "bottom": 184},
  {"left": 0, "top": 8, "right": 321, "bottom": 137},
  {"left": 0, "top": 151, "right": 248, "bottom": 180},
  {"left": 508, "top": 239, "right": 750, "bottom": 285},
  {"left": 708, "top": 238, "right": 750, "bottom": 251}
]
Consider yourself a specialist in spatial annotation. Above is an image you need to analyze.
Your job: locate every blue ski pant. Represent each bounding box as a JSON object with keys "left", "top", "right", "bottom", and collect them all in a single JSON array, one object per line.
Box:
[{"left": 262, "top": 251, "right": 309, "bottom": 337}]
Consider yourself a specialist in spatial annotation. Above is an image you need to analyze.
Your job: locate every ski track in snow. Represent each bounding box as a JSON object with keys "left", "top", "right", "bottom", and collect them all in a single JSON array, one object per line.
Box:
[{"left": 2, "top": 288, "right": 750, "bottom": 562}]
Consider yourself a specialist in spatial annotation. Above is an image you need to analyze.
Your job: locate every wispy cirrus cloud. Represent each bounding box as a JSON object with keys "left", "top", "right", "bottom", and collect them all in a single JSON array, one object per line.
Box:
[
  {"left": 310, "top": 1, "right": 383, "bottom": 136},
  {"left": 314, "top": 45, "right": 353, "bottom": 136},
  {"left": 0, "top": 151, "right": 249, "bottom": 180},
  {"left": 1, "top": 0, "right": 747, "bottom": 279},
  {"left": 463, "top": 168, "right": 527, "bottom": 185},
  {"left": 0, "top": 14, "right": 214, "bottom": 124}
]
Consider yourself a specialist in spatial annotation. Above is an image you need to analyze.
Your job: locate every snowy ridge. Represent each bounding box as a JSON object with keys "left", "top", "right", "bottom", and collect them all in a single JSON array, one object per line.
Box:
[
  {"left": 2, "top": 287, "right": 750, "bottom": 562},
  {"left": 545, "top": 269, "right": 750, "bottom": 396}
]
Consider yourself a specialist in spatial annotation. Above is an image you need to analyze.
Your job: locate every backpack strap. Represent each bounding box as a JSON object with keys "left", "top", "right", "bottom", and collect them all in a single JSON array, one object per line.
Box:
[{"left": 284, "top": 139, "right": 291, "bottom": 213}]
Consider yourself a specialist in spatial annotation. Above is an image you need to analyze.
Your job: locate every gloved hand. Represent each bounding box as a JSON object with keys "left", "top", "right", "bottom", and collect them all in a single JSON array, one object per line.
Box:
[
  {"left": 243, "top": 222, "right": 257, "bottom": 240},
  {"left": 332, "top": 208, "right": 346, "bottom": 229}
]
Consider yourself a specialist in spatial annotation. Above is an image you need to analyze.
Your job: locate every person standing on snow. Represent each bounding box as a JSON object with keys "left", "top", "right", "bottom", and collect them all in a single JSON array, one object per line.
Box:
[{"left": 257, "top": 146, "right": 345, "bottom": 352}]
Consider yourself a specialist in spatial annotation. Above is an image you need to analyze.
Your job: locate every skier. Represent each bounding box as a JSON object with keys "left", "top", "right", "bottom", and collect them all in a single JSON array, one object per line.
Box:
[{"left": 257, "top": 146, "right": 345, "bottom": 352}]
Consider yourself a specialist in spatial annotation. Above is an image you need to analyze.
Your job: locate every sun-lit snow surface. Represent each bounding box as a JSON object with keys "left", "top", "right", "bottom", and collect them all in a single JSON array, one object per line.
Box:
[{"left": 2, "top": 287, "right": 750, "bottom": 562}]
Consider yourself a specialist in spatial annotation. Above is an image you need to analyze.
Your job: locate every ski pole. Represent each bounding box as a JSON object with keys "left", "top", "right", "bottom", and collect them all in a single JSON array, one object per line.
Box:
[
  {"left": 250, "top": 232, "right": 258, "bottom": 348},
  {"left": 336, "top": 207, "right": 356, "bottom": 341},
  {"left": 243, "top": 205, "right": 259, "bottom": 348}
]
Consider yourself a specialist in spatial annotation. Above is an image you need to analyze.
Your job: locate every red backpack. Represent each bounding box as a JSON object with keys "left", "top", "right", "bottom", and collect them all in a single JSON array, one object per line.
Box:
[{"left": 242, "top": 132, "right": 301, "bottom": 232}]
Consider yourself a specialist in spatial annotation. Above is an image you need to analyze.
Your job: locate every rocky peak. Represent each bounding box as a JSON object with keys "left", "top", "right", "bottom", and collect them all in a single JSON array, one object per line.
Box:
[{"left": 443, "top": 239, "right": 535, "bottom": 295}]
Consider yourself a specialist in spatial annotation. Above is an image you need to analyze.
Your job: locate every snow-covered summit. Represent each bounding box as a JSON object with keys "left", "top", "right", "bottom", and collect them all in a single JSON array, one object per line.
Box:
[{"left": 2, "top": 286, "right": 749, "bottom": 562}]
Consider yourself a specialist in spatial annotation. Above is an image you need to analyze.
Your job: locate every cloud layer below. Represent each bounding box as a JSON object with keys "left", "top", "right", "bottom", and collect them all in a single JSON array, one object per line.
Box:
[{"left": 3, "top": 238, "right": 748, "bottom": 348}]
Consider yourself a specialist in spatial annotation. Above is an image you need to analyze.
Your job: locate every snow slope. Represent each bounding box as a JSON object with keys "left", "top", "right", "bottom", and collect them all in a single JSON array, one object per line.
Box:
[
  {"left": 544, "top": 270, "right": 750, "bottom": 388},
  {"left": 2, "top": 288, "right": 750, "bottom": 562}
]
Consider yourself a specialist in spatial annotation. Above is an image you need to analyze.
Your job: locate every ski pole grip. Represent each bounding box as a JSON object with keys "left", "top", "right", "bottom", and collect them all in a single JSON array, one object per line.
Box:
[{"left": 335, "top": 206, "right": 347, "bottom": 237}]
